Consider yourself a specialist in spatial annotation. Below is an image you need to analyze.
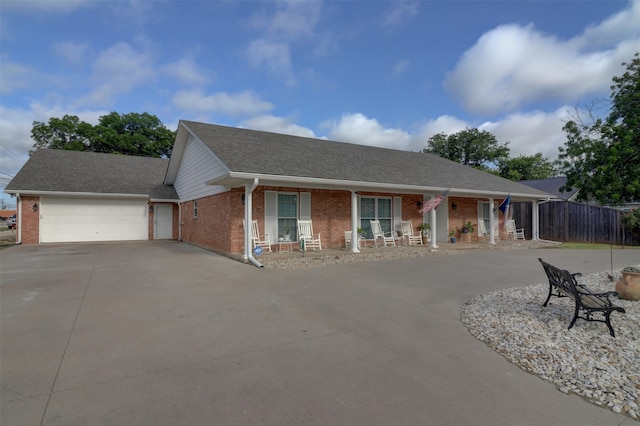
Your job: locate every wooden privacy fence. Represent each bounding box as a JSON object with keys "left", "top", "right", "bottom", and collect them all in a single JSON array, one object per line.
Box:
[{"left": 512, "top": 201, "right": 639, "bottom": 245}]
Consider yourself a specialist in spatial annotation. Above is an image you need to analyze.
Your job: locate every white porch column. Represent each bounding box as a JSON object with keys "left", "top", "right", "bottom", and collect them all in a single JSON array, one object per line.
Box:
[
  {"left": 243, "top": 185, "right": 253, "bottom": 262},
  {"left": 532, "top": 200, "right": 539, "bottom": 241},
  {"left": 489, "top": 198, "right": 496, "bottom": 245},
  {"left": 429, "top": 207, "right": 438, "bottom": 249},
  {"left": 350, "top": 191, "right": 360, "bottom": 253}
]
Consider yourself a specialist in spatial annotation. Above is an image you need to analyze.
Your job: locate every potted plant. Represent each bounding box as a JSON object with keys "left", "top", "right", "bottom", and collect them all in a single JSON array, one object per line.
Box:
[
  {"left": 357, "top": 227, "right": 365, "bottom": 239},
  {"left": 448, "top": 228, "right": 457, "bottom": 243},
  {"left": 282, "top": 225, "right": 291, "bottom": 241},
  {"left": 418, "top": 223, "right": 431, "bottom": 243},
  {"left": 616, "top": 266, "right": 640, "bottom": 301},
  {"left": 461, "top": 221, "right": 474, "bottom": 234}
]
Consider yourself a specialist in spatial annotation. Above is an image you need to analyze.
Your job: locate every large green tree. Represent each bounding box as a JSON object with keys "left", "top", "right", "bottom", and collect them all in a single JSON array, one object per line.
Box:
[
  {"left": 497, "top": 153, "right": 556, "bottom": 181},
  {"left": 31, "top": 112, "right": 175, "bottom": 158},
  {"left": 31, "top": 115, "right": 93, "bottom": 151},
  {"left": 558, "top": 52, "right": 640, "bottom": 205},
  {"left": 423, "top": 128, "right": 509, "bottom": 170}
]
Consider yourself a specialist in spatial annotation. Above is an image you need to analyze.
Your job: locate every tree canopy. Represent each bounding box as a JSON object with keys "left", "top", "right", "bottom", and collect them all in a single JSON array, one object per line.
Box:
[
  {"left": 558, "top": 52, "right": 640, "bottom": 205},
  {"left": 497, "top": 153, "right": 557, "bottom": 181},
  {"left": 31, "top": 112, "right": 175, "bottom": 158},
  {"left": 422, "top": 128, "right": 510, "bottom": 171}
]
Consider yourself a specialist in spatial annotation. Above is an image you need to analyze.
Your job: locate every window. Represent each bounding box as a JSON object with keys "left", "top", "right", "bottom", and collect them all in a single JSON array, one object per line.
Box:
[
  {"left": 277, "top": 193, "right": 298, "bottom": 240},
  {"left": 360, "top": 197, "right": 392, "bottom": 238},
  {"left": 193, "top": 200, "right": 198, "bottom": 218},
  {"left": 478, "top": 201, "right": 498, "bottom": 234}
]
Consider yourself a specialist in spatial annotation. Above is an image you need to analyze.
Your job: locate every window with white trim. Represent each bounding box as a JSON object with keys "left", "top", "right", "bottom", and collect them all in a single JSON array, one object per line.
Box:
[
  {"left": 360, "top": 196, "right": 392, "bottom": 238},
  {"left": 277, "top": 193, "right": 298, "bottom": 241}
]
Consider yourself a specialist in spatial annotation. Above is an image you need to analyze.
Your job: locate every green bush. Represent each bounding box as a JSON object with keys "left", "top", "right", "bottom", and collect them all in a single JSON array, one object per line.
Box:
[{"left": 621, "top": 209, "right": 640, "bottom": 240}]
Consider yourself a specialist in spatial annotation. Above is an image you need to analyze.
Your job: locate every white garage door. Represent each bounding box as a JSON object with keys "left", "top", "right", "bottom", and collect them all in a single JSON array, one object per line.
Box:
[{"left": 41, "top": 198, "right": 149, "bottom": 243}]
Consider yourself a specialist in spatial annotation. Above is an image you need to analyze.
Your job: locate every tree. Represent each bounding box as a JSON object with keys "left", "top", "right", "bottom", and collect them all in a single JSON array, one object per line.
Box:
[
  {"left": 31, "top": 112, "right": 175, "bottom": 158},
  {"left": 558, "top": 52, "right": 640, "bottom": 205},
  {"left": 423, "top": 128, "right": 509, "bottom": 170},
  {"left": 31, "top": 115, "right": 93, "bottom": 151},
  {"left": 497, "top": 153, "right": 556, "bottom": 181}
]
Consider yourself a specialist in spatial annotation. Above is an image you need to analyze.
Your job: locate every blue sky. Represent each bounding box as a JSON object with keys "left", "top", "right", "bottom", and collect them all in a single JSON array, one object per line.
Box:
[{"left": 1, "top": 0, "right": 639, "bottom": 208}]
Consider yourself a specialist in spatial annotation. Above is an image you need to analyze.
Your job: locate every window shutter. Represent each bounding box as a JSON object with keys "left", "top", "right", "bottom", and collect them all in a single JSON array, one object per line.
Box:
[
  {"left": 300, "top": 192, "right": 311, "bottom": 220},
  {"left": 393, "top": 196, "right": 402, "bottom": 233},
  {"left": 265, "top": 191, "right": 277, "bottom": 239}
]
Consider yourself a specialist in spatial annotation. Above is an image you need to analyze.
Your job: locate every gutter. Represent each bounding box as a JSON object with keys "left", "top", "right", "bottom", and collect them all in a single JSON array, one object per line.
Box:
[{"left": 244, "top": 178, "right": 263, "bottom": 268}]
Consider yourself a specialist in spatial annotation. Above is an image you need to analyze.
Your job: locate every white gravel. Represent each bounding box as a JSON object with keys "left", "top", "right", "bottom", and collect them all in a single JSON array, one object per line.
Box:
[{"left": 461, "top": 267, "right": 640, "bottom": 420}]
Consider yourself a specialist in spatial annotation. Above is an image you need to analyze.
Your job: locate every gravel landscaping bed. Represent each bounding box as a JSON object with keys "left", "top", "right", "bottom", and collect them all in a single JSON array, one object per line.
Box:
[{"left": 461, "top": 268, "right": 640, "bottom": 420}]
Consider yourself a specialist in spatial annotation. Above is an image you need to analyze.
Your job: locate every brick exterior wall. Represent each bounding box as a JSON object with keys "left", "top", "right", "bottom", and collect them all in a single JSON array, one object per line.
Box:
[
  {"left": 19, "top": 195, "right": 40, "bottom": 244},
  {"left": 447, "top": 196, "right": 506, "bottom": 241},
  {"left": 180, "top": 187, "right": 433, "bottom": 256}
]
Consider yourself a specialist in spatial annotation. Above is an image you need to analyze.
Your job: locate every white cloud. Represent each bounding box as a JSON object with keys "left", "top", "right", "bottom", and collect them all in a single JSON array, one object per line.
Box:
[
  {"left": 81, "top": 42, "right": 155, "bottom": 106},
  {"left": 0, "top": 59, "right": 37, "bottom": 94},
  {"left": 382, "top": 1, "right": 419, "bottom": 29},
  {"left": 172, "top": 90, "right": 274, "bottom": 117},
  {"left": 242, "top": 115, "right": 318, "bottom": 139},
  {"left": 479, "top": 108, "right": 573, "bottom": 160},
  {"left": 51, "top": 41, "right": 90, "bottom": 64},
  {"left": 445, "top": 0, "right": 640, "bottom": 115},
  {"left": 325, "top": 113, "right": 417, "bottom": 151},
  {"left": 161, "top": 57, "right": 213, "bottom": 86},
  {"left": 250, "top": 1, "right": 322, "bottom": 41},
  {"left": 388, "top": 59, "right": 410, "bottom": 79},
  {"left": 246, "top": 39, "right": 296, "bottom": 86}
]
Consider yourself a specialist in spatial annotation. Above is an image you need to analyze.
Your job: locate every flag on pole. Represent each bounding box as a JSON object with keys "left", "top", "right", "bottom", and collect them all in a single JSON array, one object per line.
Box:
[
  {"left": 498, "top": 194, "right": 511, "bottom": 228},
  {"left": 420, "top": 189, "right": 449, "bottom": 214}
]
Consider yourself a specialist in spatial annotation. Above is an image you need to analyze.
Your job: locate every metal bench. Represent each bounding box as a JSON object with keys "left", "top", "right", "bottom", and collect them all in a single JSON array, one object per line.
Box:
[{"left": 538, "top": 258, "right": 626, "bottom": 337}]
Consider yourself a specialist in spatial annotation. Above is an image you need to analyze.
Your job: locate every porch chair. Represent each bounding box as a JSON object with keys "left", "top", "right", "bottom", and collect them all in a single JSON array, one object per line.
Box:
[
  {"left": 370, "top": 220, "right": 396, "bottom": 247},
  {"left": 401, "top": 221, "right": 423, "bottom": 246},
  {"left": 505, "top": 220, "right": 525, "bottom": 240},
  {"left": 244, "top": 220, "right": 272, "bottom": 253},
  {"left": 298, "top": 220, "right": 322, "bottom": 251},
  {"left": 344, "top": 230, "right": 360, "bottom": 250}
]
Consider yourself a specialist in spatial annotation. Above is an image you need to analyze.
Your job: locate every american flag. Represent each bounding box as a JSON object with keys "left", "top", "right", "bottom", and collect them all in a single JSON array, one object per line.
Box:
[{"left": 420, "top": 189, "right": 449, "bottom": 214}]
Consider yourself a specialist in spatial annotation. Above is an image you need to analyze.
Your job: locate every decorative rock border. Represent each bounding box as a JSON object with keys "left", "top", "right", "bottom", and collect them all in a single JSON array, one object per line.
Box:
[{"left": 461, "top": 268, "right": 640, "bottom": 419}]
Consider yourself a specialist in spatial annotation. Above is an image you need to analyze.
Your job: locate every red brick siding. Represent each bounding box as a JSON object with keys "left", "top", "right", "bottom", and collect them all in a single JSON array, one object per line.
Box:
[
  {"left": 181, "top": 188, "right": 432, "bottom": 255},
  {"left": 447, "top": 196, "right": 506, "bottom": 241},
  {"left": 20, "top": 196, "right": 40, "bottom": 244}
]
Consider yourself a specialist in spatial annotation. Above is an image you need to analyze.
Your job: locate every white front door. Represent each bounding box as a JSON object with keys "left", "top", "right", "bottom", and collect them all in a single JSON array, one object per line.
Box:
[{"left": 154, "top": 204, "right": 173, "bottom": 239}]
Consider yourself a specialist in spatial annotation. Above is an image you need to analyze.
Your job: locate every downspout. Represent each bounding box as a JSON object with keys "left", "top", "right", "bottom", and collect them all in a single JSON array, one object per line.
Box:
[
  {"left": 350, "top": 191, "right": 360, "bottom": 253},
  {"left": 15, "top": 193, "right": 22, "bottom": 244},
  {"left": 178, "top": 202, "right": 182, "bottom": 241},
  {"left": 244, "top": 178, "right": 263, "bottom": 267}
]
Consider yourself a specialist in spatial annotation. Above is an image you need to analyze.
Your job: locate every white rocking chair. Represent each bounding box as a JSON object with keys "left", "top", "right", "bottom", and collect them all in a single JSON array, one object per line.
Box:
[
  {"left": 401, "top": 221, "right": 423, "bottom": 246},
  {"left": 244, "top": 220, "right": 272, "bottom": 252},
  {"left": 505, "top": 220, "right": 525, "bottom": 240},
  {"left": 298, "top": 220, "right": 322, "bottom": 250},
  {"left": 370, "top": 220, "right": 396, "bottom": 247}
]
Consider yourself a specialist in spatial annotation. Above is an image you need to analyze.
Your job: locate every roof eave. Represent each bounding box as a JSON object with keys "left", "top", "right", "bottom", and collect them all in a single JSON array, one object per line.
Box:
[
  {"left": 206, "top": 172, "right": 551, "bottom": 200},
  {"left": 5, "top": 190, "right": 150, "bottom": 199}
]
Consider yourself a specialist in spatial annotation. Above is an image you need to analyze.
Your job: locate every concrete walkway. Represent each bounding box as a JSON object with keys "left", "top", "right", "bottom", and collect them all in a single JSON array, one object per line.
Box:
[{"left": 1, "top": 241, "right": 638, "bottom": 425}]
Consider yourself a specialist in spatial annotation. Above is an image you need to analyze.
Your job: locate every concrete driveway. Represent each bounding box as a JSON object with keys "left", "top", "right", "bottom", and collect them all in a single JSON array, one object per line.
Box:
[{"left": 1, "top": 241, "right": 638, "bottom": 426}]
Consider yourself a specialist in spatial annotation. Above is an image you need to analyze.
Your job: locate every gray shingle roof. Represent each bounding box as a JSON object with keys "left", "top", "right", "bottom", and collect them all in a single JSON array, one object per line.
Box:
[
  {"left": 5, "top": 149, "right": 178, "bottom": 200},
  {"left": 181, "top": 120, "right": 550, "bottom": 198},
  {"left": 519, "top": 177, "right": 578, "bottom": 200}
]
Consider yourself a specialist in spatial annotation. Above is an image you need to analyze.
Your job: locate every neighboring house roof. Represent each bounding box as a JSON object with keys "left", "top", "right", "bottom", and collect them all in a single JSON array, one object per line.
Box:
[
  {"left": 5, "top": 149, "right": 178, "bottom": 200},
  {"left": 165, "top": 120, "right": 551, "bottom": 200},
  {"left": 519, "top": 177, "right": 579, "bottom": 201}
]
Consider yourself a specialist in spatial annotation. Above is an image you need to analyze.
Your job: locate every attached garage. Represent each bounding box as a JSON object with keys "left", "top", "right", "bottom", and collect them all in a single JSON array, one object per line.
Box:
[
  {"left": 4, "top": 150, "right": 179, "bottom": 245},
  {"left": 40, "top": 197, "right": 149, "bottom": 243}
]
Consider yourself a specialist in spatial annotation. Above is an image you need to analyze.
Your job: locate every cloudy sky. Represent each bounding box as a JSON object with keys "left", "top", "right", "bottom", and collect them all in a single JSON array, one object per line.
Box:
[{"left": 1, "top": 0, "right": 639, "bottom": 207}]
